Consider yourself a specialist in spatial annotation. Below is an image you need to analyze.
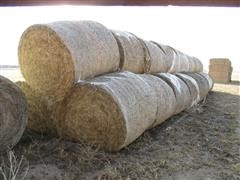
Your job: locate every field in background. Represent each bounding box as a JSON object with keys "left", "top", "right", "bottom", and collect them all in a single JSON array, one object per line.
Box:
[{"left": 0, "top": 68, "right": 239, "bottom": 179}]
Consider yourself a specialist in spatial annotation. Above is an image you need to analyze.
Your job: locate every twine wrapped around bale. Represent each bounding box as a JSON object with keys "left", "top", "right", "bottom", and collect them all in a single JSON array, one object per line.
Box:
[
  {"left": 57, "top": 71, "right": 157, "bottom": 151},
  {"left": 175, "top": 73, "right": 200, "bottom": 107},
  {"left": 144, "top": 41, "right": 168, "bottom": 73},
  {"left": 183, "top": 73, "right": 209, "bottom": 100},
  {"left": 139, "top": 74, "right": 177, "bottom": 128},
  {"left": 0, "top": 76, "right": 27, "bottom": 153},
  {"left": 16, "top": 81, "right": 57, "bottom": 135},
  {"left": 19, "top": 21, "right": 120, "bottom": 101},
  {"left": 153, "top": 73, "right": 191, "bottom": 114},
  {"left": 111, "top": 30, "right": 145, "bottom": 73}
]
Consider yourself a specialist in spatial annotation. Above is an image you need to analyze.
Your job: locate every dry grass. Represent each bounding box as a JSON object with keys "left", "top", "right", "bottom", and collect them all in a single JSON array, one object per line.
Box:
[{"left": 0, "top": 69, "right": 239, "bottom": 179}]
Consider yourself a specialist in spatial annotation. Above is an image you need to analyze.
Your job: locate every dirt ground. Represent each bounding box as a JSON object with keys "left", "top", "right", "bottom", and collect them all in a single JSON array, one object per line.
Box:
[{"left": 0, "top": 69, "right": 240, "bottom": 180}]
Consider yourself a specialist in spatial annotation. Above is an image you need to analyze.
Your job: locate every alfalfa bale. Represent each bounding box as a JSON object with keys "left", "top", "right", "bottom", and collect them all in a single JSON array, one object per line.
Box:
[
  {"left": 143, "top": 41, "right": 168, "bottom": 73},
  {"left": 153, "top": 73, "right": 191, "bottom": 114},
  {"left": 16, "top": 81, "right": 57, "bottom": 135},
  {"left": 0, "top": 75, "right": 27, "bottom": 153},
  {"left": 183, "top": 73, "right": 210, "bottom": 100},
  {"left": 175, "top": 73, "right": 200, "bottom": 107},
  {"left": 139, "top": 74, "right": 177, "bottom": 128},
  {"left": 111, "top": 30, "right": 145, "bottom": 73},
  {"left": 19, "top": 21, "right": 120, "bottom": 101},
  {"left": 57, "top": 71, "right": 157, "bottom": 151}
]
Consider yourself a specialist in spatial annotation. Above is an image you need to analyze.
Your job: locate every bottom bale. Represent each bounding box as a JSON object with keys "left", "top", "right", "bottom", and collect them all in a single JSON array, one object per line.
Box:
[
  {"left": 153, "top": 73, "right": 191, "bottom": 114},
  {"left": 183, "top": 73, "right": 210, "bottom": 100},
  {"left": 139, "top": 74, "right": 177, "bottom": 128},
  {"left": 16, "top": 81, "right": 58, "bottom": 135},
  {"left": 0, "top": 76, "right": 27, "bottom": 153},
  {"left": 175, "top": 73, "right": 200, "bottom": 107},
  {"left": 57, "top": 72, "right": 157, "bottom": 151}
]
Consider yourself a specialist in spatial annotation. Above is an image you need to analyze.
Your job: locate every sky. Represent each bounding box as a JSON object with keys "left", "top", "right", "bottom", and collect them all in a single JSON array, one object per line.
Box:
[{"left": 0, "top": 6, "right": 239, "bottom": 72}]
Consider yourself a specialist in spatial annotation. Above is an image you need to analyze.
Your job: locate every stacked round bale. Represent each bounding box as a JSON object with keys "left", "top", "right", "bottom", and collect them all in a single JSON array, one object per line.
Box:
[
  {"left": 56, "top": 72, "right": 213, "bottom": 151},
  {"left": 0, "top": 75, "right": 27, "bottom": 153},
  {"left": 18, "top": 20, "right": 211, "bottom": 151}
]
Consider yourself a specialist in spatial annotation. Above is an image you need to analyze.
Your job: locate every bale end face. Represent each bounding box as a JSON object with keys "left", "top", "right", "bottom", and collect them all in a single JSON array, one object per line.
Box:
[{"left": 57, "top": 84, "right": 126, "bottom": 152}]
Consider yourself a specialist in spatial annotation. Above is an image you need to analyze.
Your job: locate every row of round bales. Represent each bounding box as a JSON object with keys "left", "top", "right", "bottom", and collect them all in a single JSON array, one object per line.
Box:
[
  {"left": 17, "top": 71, "right": 213, "bottom": 152},
  {"left": 19, "top": 21, "right": 203, "bottom": 102},
  {"left": 0, "top": 75, "right": 27, "bottom": 153}
]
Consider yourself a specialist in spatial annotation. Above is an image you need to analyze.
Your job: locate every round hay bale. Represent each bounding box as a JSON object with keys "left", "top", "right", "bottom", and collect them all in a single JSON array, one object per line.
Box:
[
  {"left": 161, "top": 45, "right": 181, "bottom": 73},
  {"left": 198, "top": 72, "right": 214, "bottom": 90},
  {"left": 183, "top": 73, "right": 209, "bottom": 100},
  {"left": 57, "top": 72, "right": 157, "bottom": 151},
  {"left": 175, "top": 73, "right": 200, "bottom": 107},
  {"left": 177, "top": 51, "right": 190, "bottom": 72},
  {"left": 150, "top": 41, "right": 172, "bottom": 71},
  {"left": 16, "top": 81, "right": 57, "bottom": 135},
  {"left": 139, "top": 74, "right": 177, "bottom": 128},
  {"left": 153, "top": 73, "right": 191, "bottom": 114},
  {"left": 144, "top": 41, "right": 168, "bottom": 73},
  {"left": 0, "top": 76, "right": 27, "bottom": 153},
  {"left": 19, "top": 21, "right": 120, "bottom": 101},
  {"left": 193, "top": 57, "right": 203, "bottom": 72},
  {"left": 111, "top": 30, "right": 145, "bottom": 73}
]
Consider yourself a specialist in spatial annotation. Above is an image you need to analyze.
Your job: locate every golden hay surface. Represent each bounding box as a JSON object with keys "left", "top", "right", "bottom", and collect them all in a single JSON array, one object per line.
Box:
[
  {"left": 19, "top": 21, "right": 120, "bottom": 101},
  {"left": 209, "top": 58, "right": 231, "bottom": 65},
  {"left": 16, "top": 81, "right": 58, "bottom": 135},
  {"left": 111, "top": 31, "right": 145, "bottom": 73},
  {"left": 0, "top": 75, "right": 27, "bottom": 153},
  {"left": 139, "top": 74, "right": 177, "bottom": 128},
  {"left": 183, "top": 73, "right": 210, "bottom": 100},
  {"left": 57, "top": 72, "right": 157, "bottom": 151},
  {"left": 175, "top": 73, "right": 200, "bottom": 107},
  {"left": 153, "top": 73, "right": 191, "bottom": 114}
]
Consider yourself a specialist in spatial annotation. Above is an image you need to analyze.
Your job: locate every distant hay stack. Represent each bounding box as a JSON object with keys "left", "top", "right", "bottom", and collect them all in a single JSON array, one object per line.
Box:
[
  {"left": 208, "top": 58, "right": 232, "bottom": 83},
  {"left": 153, "top": 73, "right": 191, "bottom": 114},
  {"left": 0, "top": 76, "right": 27, "bottom": 153},
  {"left": 19, "top": 21, "right": 120, "bottom": 101},
  {"left": 111, "top": 30, "right": 145, "bottom": 73},
  {"left": 16, "top": 81, "right": 57, "bottom": 135},
  {"left": 57, "top": 72, "right": 157, "bottom": 151}
]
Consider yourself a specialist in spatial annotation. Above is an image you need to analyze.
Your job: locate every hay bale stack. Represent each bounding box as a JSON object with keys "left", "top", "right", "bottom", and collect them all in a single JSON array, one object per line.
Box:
[
  {"left": 144, "top": 41, "right": 168, "bottom": 73},
  {"left": 153, "top": 73, "right": 191, "bottom": 114},
  {"left": 0, "top": 76, "right": 27, "bottom": 153},
  {"left": 111, "top": 31, "right": 145, "bottom": 73},
  {"left": 16, "top": 81, "right": 57, "bottom": 135},
  {"left": 183, "top": 73, "right": 210, "bottom": 100},
  {"left": 198, "top": 72, "right": 214, "bottom": 90},
  {"left": 208, "top": 58, "right": 232, "bottom": 83},
  {"left": 139, "top": 74, "right": 177, "bottom": 128},
  {"left": 57, "top": 72, "right": 157, "bottom": 151},
  {"left": 175, "top": 73, "right": 200, "bottom": 107},
  {"left": 19, "top": 21, "right": 120, "bottom": 101}
]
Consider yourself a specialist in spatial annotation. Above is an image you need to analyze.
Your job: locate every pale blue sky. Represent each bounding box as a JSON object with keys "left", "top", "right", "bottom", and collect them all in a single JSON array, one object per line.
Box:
[{"left": 0, "top": 6, "right": 239, "bottom": 72}]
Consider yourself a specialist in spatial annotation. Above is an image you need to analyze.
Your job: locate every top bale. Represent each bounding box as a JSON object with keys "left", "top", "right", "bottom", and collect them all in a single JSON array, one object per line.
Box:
[{"left": 19, "top": 21, "right": 120, "bottom": 101}]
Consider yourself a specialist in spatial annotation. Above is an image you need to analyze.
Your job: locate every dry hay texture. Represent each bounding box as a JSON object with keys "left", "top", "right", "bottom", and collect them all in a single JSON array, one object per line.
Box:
[
  {"left": 183, "top": 73, "right": 211, "bottom": 100},
  {"left": 16, "top": 81, "right": 58, "bottom": 135},
  {"left": 139, "top": 74, "right": 177, "bottom": 128},
  {"left": 57, "top": 72, "right": 158, "bottom": 151},
  {"left": 0, "top": 76, "right": 27, "bottom": 153},
  {"left": 19, "top": 21, "right": 120, "bottom": 101},
  {"left": 175, "top": 73, "right": 200, "bottom": 107},
  {"left": 208, "top": 58, "right": 232, "bottom": 83},
  {"left": 153, "top": 73, "right": 192, "bottom": 114},
  {"left": 111, "top": 30, "right": 145, "bottom": 73}
]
